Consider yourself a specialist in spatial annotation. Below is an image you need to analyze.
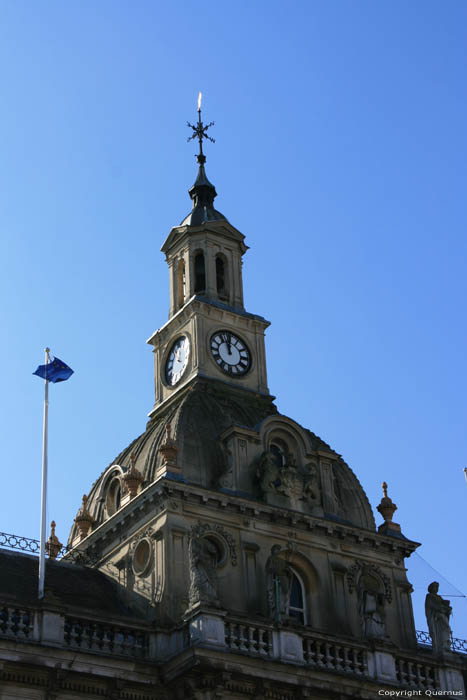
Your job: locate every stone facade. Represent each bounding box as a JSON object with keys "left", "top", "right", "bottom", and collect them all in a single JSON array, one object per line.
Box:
[{"left": 1, "top": 120, "right": 466, "bottom": 699}]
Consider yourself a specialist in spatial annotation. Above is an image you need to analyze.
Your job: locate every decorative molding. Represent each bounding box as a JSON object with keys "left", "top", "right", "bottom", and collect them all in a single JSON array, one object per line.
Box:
[
  {"left": 191, "top": 521, "right": 238, "bottom": 566},
  {"left": 346, "top": 560, "right": 392, "bottom": 602}
]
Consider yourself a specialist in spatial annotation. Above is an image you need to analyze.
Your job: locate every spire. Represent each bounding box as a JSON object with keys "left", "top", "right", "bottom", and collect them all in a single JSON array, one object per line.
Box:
[{"left": 181, "top": 93, "right": 227, "bottom": 226}]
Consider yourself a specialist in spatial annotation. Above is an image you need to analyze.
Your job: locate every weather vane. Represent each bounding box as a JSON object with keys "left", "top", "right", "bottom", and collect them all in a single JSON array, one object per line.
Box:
[{"left": 187, "top": 91, "right": 215, "bottom": 164}]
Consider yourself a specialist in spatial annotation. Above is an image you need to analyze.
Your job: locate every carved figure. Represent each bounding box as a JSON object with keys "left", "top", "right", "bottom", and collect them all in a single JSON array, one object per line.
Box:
[
  {"left": 256, "top": 451, "right": 280, "bottom": 495},
  {"left": 188, "top": 536, "right": 219, "bottom": 607},
  {"left": 277, "top": 464, "right": 304, "bottom": 503},
  {"left": 359, "top": 573, "right": 386, "bottom": 639},
  {"left": 266, "top": 545, "right": 292, "bottom": 621},
  {"left": 303, "top": 463, "right": 321, "bottom": 506},
  {"left": 425, "top": 581, "right": 452, "bottom": 655}
]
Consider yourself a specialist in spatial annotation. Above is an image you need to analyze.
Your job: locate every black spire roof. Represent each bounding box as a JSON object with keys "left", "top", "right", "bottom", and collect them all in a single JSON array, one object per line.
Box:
[{"left": 181, "top": 95, "right": 228, "bottom": 226}]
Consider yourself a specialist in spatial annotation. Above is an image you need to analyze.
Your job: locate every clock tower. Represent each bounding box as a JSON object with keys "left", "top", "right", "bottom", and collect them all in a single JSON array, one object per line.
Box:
[{"left": 147, "top": 102, "right": 270, "bottom": 417}]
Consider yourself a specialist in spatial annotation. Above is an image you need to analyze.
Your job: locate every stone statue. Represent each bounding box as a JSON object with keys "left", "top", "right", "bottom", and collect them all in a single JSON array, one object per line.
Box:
[
  {"left": 266, "top": 545, "right": 291, "bottom": 621},
  {"left": 188, "top": 536, "right": 219, "bottom": 607},
  {"left": 425, "top": 581, "right": 452, "bottom": 655},
  {"left": 359, "top": 574, "right": 386, "bottom": 639},
  {"left": 303, "top": 463, "right": 321, "bottom": 506},
  {"left": 256, "top": 451, "right": 280, "bottom": 495}
]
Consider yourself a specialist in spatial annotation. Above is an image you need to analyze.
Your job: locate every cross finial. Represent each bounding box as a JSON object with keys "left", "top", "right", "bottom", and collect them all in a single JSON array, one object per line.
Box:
[{"left": 187, "top": 91, "right": 215, "bottom": 165}]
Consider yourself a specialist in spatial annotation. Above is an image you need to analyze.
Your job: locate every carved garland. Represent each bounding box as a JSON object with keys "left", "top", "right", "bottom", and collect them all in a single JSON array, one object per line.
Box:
[
  {"left": 128, "top": 526, "right": 156, "bottom": 556},
  {"left": 190, "top": 522, "right": 237, "bottom": 566},
  {"left": 346, "top": 561, "right": 392, "bottom": 603}
]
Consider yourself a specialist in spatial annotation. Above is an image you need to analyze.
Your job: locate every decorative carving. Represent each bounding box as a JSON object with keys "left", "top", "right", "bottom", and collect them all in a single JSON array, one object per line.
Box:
[
  {"left": 346, "top": 561, "right": 392, "bottom": 603},
  {"left": 359, "top": 575, "right": 386, "bottom": 639},
  {"left": 158, "top": 423, "right": 179, "bottom": 472},
  {"left": 129, "top": 526, "right": 155, "bottom": 555},
  {"left": 191, "top": 522, "right": 237, "bottom": 566},
  {"left": 74, "top": 495, "right": 95, "bottom": 540},
  {"left": 346, "top": 561, "right": 391, "bottom": 640},
  {"left": 188, "top": 534, "right": 219, "bottom": 607},
  {"left": 425, "top": 581, "right": 452, "bottom": 655},
  {"left": 266, "top": 544, "right": 292, "bottom": 622},
  {"left": 255, "top": 451, "right": 322, "bottom": 509}
]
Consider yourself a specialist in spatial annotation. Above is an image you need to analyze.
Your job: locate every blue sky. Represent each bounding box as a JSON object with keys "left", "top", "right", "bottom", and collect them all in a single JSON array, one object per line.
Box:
[{"left": 1, "top": 1, "right": 466, "bottom": 636}]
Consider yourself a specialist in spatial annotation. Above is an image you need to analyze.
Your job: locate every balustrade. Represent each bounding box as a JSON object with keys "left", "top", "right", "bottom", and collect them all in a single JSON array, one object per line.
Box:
[
  {"left": 64, "top": 617, "right": 148, "bottom": 657},
  {"left": 302, "top": 635, "right": 367, "bottom": 675},
  {"left": 0, "top": 605, "right": 33, "bottom": 639},
  {"left": 225, "top": 620, "right": 273, "bottom": 657},
  {"left": 396, "top": 656, "right": 440, "bottom": 690}
]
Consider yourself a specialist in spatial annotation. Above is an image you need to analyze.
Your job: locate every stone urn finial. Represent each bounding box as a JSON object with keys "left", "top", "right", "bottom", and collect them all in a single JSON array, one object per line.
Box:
[
  {"left": 158, "top": 422, "right": 179, "bottom": 473},
  {"left": 122, "top": 452, "right": 144, "bottom": 499},
  {"left": 74, "top": 494, "right": 96, "bottom": 540},
  {"left": 45, "top": 520, "right": 63, "bottom": 560},
  {"left": 376, "top": 481, "right": 400, "bottom": 533}
]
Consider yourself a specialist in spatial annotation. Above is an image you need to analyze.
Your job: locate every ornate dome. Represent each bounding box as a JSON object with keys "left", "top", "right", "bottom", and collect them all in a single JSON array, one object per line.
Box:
[{"left": 69, "top": 379, "right": 375, "bottom": 544}]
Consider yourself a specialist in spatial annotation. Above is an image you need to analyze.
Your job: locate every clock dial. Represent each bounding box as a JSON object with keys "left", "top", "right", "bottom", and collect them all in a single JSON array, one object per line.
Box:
[
  {"left": 210, "top": 330, "right": 251, "bottom": 376},
  {"left": 165, "top": 336, "right": 190, "bottom": 386}
]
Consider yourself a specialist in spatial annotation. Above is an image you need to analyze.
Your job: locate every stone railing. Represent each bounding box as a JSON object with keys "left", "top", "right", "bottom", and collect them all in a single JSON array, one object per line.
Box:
[
  {"left": 396, "top": 655, "right": 440, "bottom": 690},
  {"left": 0, "top": 605, "right": 34, "bottom": 639},
  {"left": 64, "top": 617, "right": 148, "bottom": 657},
  {"left": 225, "top": 620, "right": 273, "bottom": 657},
  {"left": 0, "top": 602, "right": 152, "bottom": 660},
  {"left": 302, "top": 634, "right": 368, "bottom": 675}
]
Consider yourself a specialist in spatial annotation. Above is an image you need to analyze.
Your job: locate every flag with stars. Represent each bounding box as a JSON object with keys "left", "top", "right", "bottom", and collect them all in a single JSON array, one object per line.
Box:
[{"left": 33, "top": 356, "right": 74, "bottom": 383}]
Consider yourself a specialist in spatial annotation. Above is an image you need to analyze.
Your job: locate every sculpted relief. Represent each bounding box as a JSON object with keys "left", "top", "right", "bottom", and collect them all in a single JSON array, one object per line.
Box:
[{"left": 255, "top": 449, "right": 322, "bottom": 514}]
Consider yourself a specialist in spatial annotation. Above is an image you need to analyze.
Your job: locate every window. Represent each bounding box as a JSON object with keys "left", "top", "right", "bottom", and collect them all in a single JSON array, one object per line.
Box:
[
  {"left": 106, "top": 477, "right": 122, "bottom": 516},
  {"left": 216, "top": 255, "right": 228, "bottom": 300},
  {"left": 287, "top": 570, "right": 306, "bottom": 624},
  {"left": 176, "top": 259, "right": 186, "bottom": 309},
  {"left": 194, "top": 252, "right": 206, "bottom": 293}
]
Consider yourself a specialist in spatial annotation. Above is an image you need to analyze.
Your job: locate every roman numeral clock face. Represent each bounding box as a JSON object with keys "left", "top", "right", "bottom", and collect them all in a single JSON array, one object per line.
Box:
[
  {"left": 210, "top": 331, "right": 251, "bottom": 376},
  {"left": 165, "top": 335, "right": 190, "bottom": 386}
]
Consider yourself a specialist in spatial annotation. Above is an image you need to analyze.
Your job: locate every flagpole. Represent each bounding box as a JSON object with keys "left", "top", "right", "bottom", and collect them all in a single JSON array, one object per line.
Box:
[{"left": 38, "top": 347, "right": 50, "bottom": 600}]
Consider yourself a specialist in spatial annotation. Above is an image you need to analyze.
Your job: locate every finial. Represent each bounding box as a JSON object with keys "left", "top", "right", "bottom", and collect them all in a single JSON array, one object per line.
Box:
[
  {"left": 187, "top": 92, "right": 215, "bottom": 165},
  {"left": 74, "top": 493, "right": 95, "bottom": 540},
  {"left": 123, "top": 453, "right": 144, "bottom": 499},
  {"left": 376, "top": 481, "right": 401, "bottom": 534},
  {"left": 157, "top": 421, "right": 181, "bottom": 476},
  {"left": 46, "top": 520, "right": 63, "bottom": 560}
]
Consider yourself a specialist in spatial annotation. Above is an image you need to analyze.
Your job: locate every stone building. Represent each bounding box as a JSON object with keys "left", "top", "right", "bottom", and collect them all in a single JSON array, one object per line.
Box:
[{"left": 0, "top": 110, "right": 466, "bottom": 699}]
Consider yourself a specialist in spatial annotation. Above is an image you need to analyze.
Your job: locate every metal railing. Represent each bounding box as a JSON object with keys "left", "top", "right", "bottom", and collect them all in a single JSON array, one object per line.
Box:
[
  {"left": 416, "top": 630, "right": 467, "bottom": 654},
  {"left": 0, "top": 531, "right": 98, "bottom": 566}
]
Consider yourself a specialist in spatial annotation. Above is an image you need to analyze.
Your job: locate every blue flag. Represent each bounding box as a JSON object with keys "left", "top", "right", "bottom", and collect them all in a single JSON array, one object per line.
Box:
[{"left": 33, "top": 357, "right": 74, "bottom": 383}]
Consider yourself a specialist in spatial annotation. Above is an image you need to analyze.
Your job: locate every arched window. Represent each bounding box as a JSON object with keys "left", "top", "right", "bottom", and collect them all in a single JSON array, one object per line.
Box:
[
  {"left": 287, "top": 569, "right": 307, "bottom": 624},
  {"left": 176, "top": 259, "right": 186, "bottom": 309},
  {"left": 194, "top": 252, "right": 206, "bottom": 294},
  {"left": 216, "top": 255, "right": 228, "bottom": 300},
  {"left": 270, "top": 439, "right": 288, "bottom": 468},
  {"left": 106, "top": 477, "right": 122, "bottom": 516}
]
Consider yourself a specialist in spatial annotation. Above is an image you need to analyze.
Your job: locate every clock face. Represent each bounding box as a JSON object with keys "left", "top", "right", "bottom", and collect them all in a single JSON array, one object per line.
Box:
[
  {"left": 165, "top": 336, "right": 190, "bottom": 386},
  {"left": 210, "top": 330, "right": 251, "bottom": 376}
]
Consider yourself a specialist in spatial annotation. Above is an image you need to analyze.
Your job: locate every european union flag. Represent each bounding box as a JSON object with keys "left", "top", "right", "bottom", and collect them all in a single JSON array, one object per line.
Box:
[{"left": 33, "top": 357, "right": 74, "bottom": 383}]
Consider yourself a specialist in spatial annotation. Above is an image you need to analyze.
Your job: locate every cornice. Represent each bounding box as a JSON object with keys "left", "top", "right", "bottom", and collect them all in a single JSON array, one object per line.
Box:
[{"left": 69, "top": 476, "right": 420, "bottom": 565}]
